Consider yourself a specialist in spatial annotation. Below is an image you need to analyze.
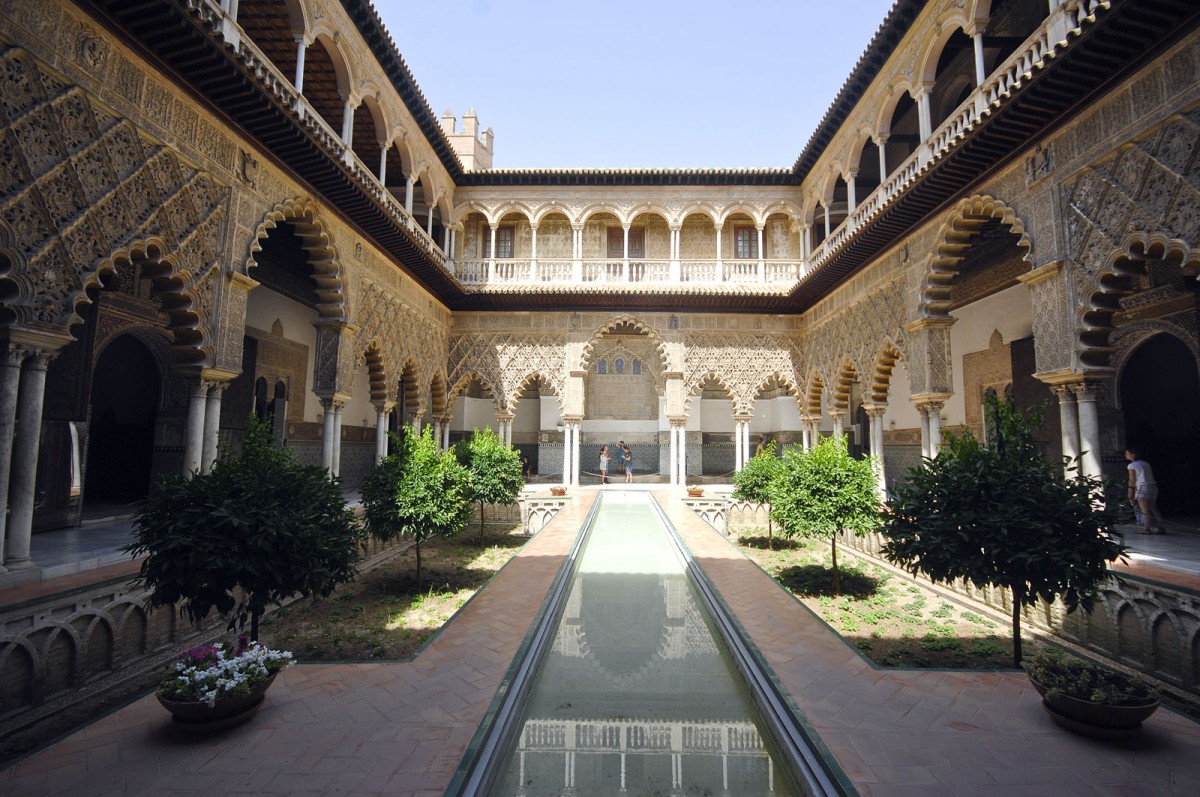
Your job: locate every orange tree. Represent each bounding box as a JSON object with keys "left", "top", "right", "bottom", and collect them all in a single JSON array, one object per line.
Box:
[
  {"left": 732, "top": 440, "right": 784, "bottom": 549},
  {"left": 880, "top": 395, "right": 1125, "bottom": 667}
]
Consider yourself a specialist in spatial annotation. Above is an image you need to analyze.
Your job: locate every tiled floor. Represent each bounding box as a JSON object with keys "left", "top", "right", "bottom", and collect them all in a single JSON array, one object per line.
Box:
[{"left": 3, "top": 487, "right": 1199, "bottom": 796}]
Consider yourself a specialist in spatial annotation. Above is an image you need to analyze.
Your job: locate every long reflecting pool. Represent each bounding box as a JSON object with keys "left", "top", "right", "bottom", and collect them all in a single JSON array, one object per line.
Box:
[{"left": 492, "top": 492, "right": 801, "bottom": 796}]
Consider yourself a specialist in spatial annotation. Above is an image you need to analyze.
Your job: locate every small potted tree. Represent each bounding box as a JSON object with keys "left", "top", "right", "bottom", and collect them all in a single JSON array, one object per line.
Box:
[
  {"left": 127, "top": 415, "right": 359, "bottom": 725},
  {"left": 455, "top": 427, "right": 524, "bottom": 545}
]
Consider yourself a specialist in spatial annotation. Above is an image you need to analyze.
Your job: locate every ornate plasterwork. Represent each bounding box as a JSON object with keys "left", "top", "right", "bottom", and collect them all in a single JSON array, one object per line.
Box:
[
  {"left": 1064, "top": 110, "right": 1200, "bottom": 368},
  {"left": 245, "top": 197, "right": 347, "bottom": 319},
  {"left": 447, "top": 332, "right": 567, "bottom": 415},
  {"left": 0, "top": 48, "right": 230, "bottom": 364},
  {"left": 681, "top": 335, "right": 805, "bottom": 416},
  {"left": 351, "top": 279, "right": 448, "bottom": 409}
]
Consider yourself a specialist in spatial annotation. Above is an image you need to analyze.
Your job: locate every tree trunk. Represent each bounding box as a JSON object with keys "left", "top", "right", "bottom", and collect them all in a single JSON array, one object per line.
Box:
[
  {"left": 479, "top": 500, "right": 485, "bottom": 546},
  {"left": 251, "top": 609, "right": 260, "bottom": 643},
  {"left": 1011, "top": 583, "right": 1024, "bottom": 668},
  {"left": 831, "top": 533, "right": 840, "bottom": 595},
  {"left": 766, "top": 506, "right": 773, "bottom": 550},
  {"left": 415, "top": 542, "right": 423, "bottom": 592}
]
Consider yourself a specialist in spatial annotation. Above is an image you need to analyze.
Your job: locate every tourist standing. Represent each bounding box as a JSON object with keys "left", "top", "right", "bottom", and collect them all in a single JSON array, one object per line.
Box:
[
  {"left": 599, "top": 446, "right": 609, "bottom": 485},
  {"left": 622, "top": 443, "right": 634, "bottom": 483},
  {"left": 1126, "top": 448, "right": 1166, "bottom": 534}
]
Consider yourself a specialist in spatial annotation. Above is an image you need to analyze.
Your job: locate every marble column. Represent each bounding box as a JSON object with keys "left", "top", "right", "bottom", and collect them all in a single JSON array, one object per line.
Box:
[
  {"left": 679, "top": 426, "right": 688, "bottom": 484},
  {"left": 442, "top": 420, "right": 450, "bottom": 451},
  {"left": 331, "top": 403, "right": 344, "bottom": 477},
  {"left": 5, "top": 351, "right": 53, "bottom": 571},
  {"left": 375, "top": 406, "right": 389, "bottom": 462},
  {"left": 0, "top": 348, "right": 25, "bottom": 571},
  {"left": 183, "top": 378, "right": 209, "bottom": 475},
  {"left": 669, "top": 424, "right": 679, "bottom": 486},
  {"left": 321, "top": 398, "right": 336, "bottom": 472},
  {"left": 926, "top": 401, "right": 944, "bottom": 457},
  {"left": 1054, "top": 385, "right": 1081, "bottom": 475},
  {"left": 734, "top": 421, "right": 744, "bottom": 472},
  {"left": 562, "top": 424, "right": 572, "bottom": 486},
  {"left": 864, "top": 404, "right": 888, "bottom": 499},
  {"left": 571, "top": 422, "right": 581, "bottom": 487},
  {"left": 829, "top": 410, "right": 846, "bottom": 440},
  {"left": 201, "top": 382, "right": 227, "bottom": 474},
  {"left": 1072, "top": 383, "right": 1103, "bottom": 480},
  {"left": 917, "top": 405, "right": 932, "bottom": 459}
]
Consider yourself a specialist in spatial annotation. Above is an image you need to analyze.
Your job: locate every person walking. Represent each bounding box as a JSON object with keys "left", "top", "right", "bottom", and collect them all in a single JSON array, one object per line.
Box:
[
  {"left": 599, "top": 446, "right": 609, "bottom": 485},
  {"left": 1126, "top": 447, "right": 1166, "bottom": 534},
  {"left": 622, "top": 443, "right": 634, "bottom": 483}
]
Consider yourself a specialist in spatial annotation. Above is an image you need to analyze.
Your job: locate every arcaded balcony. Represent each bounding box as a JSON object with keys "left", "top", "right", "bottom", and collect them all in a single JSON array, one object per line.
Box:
[{"left": 453, "top": 210, "right": 803, "bottom": 288}]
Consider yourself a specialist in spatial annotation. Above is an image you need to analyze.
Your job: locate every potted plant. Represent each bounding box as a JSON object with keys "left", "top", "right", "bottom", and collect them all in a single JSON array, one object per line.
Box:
[
  {"left": 1023, "top": 647, "right": 1160, "bottom": 738},
  {"left": 549, "top": 485, "right": 567, "bottom": 497},
  {"left": 686, "top": 484, "right": 704, "bottom": 498},
  {"left": 156, "top": 637, "right": 293, "bottom": 730}
]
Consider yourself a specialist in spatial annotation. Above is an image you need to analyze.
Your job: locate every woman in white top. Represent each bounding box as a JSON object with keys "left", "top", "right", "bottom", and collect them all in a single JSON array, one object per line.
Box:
[
  {"left": 598, "top": 446, "right": 609, "bottom": 485},
  {"left": 1125, "top": 448, "right": 1166, "bottom": 534}
]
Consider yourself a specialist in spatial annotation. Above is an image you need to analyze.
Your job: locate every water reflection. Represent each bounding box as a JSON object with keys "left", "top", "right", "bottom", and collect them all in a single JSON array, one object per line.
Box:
[{"left": 494, "top": 494, "right": 795, "bottom": 796}]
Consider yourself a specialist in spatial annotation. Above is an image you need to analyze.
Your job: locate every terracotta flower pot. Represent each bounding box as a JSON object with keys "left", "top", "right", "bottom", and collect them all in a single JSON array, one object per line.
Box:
[
  {"left": 158, "top": 672, "right": 279, "bottom": 732},
  {"left": 550, "top": 486, "right": 567, "bottom": 496},
  {"left": 687, "top": 488, "right": 704, "bottom": 498}
]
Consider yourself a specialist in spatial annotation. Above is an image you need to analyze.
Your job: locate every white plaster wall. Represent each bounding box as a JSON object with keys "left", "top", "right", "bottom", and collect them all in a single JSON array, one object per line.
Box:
[
  {"left": 245, "top": 287, "right": 320, "bottom": 423},
  {"left": 452, "top": 396, "right": 499, "bottom": 434},
  {"left": 513, "top": 398, "right": 539, "bottom": 433},
  {"left": 344, "top": 363, "right": 374, "bottom": 431},
  {"left": 947, "top": 284, "right": 1033, "bottom": 427},
  {"left": 540, "top": 398, "right": 563, "bottom": 430},
  {"left": 700, "top": 399, "right": 735, "bottom": 432},
  {"left": 750, "top": 395, "right": 803, "bottom": 433},
  {"left": 583, "top": 420, "right": 659, "bottom": 435},
  {"left": 883, "top": 361, "right": 922, "bottom": 430}
]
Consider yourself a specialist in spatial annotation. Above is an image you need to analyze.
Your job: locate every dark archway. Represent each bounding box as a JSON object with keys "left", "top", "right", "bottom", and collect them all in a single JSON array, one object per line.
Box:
[
  {"left": 84, "top": 335, "right": 161, "bottom": 507},
  {"left": 1120, "top": 334, "right": 1200, "bottom": 517}
]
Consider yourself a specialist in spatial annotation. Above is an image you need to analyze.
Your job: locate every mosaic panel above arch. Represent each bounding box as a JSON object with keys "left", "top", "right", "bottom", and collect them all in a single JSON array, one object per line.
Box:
[{"left": 681, "top": 335, "right": 805, "bottom": 415}]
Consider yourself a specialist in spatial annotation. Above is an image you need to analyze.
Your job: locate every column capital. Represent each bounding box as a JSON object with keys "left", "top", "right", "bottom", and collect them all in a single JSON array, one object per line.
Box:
[
  {"left": 903, "top": 316, "right": 957, "bottom": 333},
  {"left": 910, "top": 392, "right": 952, "bottom": 409},
  {"left": 862, "top": 403, "right": 888, "bottom": 418},
  {"left": 1016, "top": 259, "right": 1064, "bottom": 287}
]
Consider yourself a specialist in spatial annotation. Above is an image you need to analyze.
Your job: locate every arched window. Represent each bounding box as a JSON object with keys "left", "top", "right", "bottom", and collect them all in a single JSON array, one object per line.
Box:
[
  {"left": 597, "top": 360, "right": 607, "bottom": 374},
  {"left": 615, "top": 357, "right": 625, "bottom": 374},
  {"left": 632, "top": 359, "right": 641, "bottom": 375}
]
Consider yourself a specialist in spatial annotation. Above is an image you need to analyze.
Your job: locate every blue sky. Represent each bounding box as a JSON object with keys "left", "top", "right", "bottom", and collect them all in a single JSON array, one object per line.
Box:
[{"left": 377, "top": 1, "right": 897, "bottom": 170}]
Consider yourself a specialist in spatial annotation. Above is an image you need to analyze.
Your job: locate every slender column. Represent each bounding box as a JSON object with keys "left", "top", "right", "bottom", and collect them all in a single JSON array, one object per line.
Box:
[
  {"left": 341, "top": 100, "right": 355, "bottom": 148},
  {"left": 917, "top": 86, "right": 933, "bottom": 142},
  {"left": 0, "top": 348, "right": 25, "bottom": 571},
  {"left": 488, "top": 223, "right": 497, "bottom": 282},
  {"left": 799, "top": 416, "right": 810, "bottom": 451},
  {"left": 183, "top": 378, "right": 209, "bottom": 475},
  {"left": 442, "top": 226, "right": 450, "bottom": 254},
  {"left": 375, "top": 406, "right": 389, "bottom": 462},
  {"left": 331, "top": 403, "right": 344, "bottom": 477},
  {"left": 571, "top": 422, "right": 581, "bottom": 486},
  {"left": 5, "top": 351, "right": 53, "bottom": 571},
  {"left": 821, "top": 201, "right": 831, "bottom": 240},
  {"left": 864, "top": 404, "right": 888, "bottom": 499},
  {"left": 733, "top": 421, "right": 741, "bottom": 471},
  {"left": 201, "top": 382, "right": 227, "bottom": 474},
  {"left": 829, "top": 410, "right": 846, "bottom": 439},
  {"left": 562, "top": 425, "right": 572, "bottom": 485},
  {"left": 442, "top": 419, "right": 450, "bottom": 451},
  {"left": 1072, "top": 384, "right": 1103, "bottom": 480},
  {"left": 378, "top": 145, "right": 388, "bottom": 185},
  {"left": 715, "top": 225, "right": 724, "bottom": 281},
  {"left": 321, "top": 398, "right": 336, "bottom": 472},
  {"left": 972, "top": 32, "right": 986, "bottom": 85},
  {"left": 404, "top": 175, "right": 415, "bottom": 216},
  {"left": 1053, "top": 385, "right": 1080, "bottom": 475},
  {"left": 293, "top": 36, "right": 307, "bottom": 92},
  {"left": 877, "top": 135, "right": 889, "bottom": 180},
  {"left": 530, "top": 224, "right": 538, "bottom": 268},
  {"left": 917, "top": 405, "right": 932, "bottom": 459},
  {"left": 622, "top": 223, "right": 630, "bottom": 281},
  {"left": 926, "top": 401, "right": 944, "bottom": 456},
  {"left": 449, "top": 227, "right": 458, "bottom": 260},
  {"left": 670, "top": 425, "right": 679, "bottom": 485},
  {"left": 756, "top": 224, "right": 766, "bottom": 281},
  {"left": 679, "top": 425, "right": 688, "bottom": 484},
  {"left": 426, "top": 204, "right": 434, "bottom": 236},
  {"left": 572, "top": 224, "right": 583, "bottom": 282},
  {"left": 846, "top": 171, "right": 859, "bottom": 216}
]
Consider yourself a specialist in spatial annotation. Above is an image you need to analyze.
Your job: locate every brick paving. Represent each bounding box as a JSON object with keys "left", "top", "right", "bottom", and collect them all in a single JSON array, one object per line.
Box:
[{"left": 4, "top": 487, "right": 1200, "bottom": 796}]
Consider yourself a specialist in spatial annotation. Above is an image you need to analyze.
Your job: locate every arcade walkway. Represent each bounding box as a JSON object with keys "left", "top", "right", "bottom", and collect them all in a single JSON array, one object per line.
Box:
[{"left": 3, "top": 490, "right": 1200, "bottom": 796}]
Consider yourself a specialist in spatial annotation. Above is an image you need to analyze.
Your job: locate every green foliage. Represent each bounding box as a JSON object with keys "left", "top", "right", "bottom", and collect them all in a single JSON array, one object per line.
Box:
[
  {"left": 732, "top": 441, "right": 784, "bottom": 547},
  {"left": 455, "top": 427, "right": 524, "bottom": 544},
  {"left": 1024, "top": 648, "right": 1157, "bottom": 706},
  {"left": 768, "top": 436, "right": 881, "bottom": 593},
  {"left": 361, "top": 426, "right": 472, "bottom": 589},
  {"left": 880, "top": 394, "right": 1125, "bottom": 666},
  {"left": 126, "top": 414, "right": 360, "bottom": 640}
]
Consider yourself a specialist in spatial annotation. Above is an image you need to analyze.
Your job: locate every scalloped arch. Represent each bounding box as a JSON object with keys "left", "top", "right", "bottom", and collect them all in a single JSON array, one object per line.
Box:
[
  {"left": 919, "top": 195, "right": 1031, "bottom": 318},
  {"left": 579, "top": 315, "right": 672, "bottom": 373},
  {"left": 247, "top": 198, "right": 347, "bottom": 320}
]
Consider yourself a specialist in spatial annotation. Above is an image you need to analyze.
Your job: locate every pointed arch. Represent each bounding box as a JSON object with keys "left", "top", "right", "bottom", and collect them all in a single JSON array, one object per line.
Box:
[
  {"left": 832, "top": 359, "right": 861, "bottom": 412},
  {"left": 868, "top": 340, "right": 906, "bottom": 404},
  {"left": 509, "top": 371, "right": 563, "bottom": 415}
]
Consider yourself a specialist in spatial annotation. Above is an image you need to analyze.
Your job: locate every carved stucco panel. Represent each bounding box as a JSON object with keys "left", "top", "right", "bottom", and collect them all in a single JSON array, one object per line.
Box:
[{"left": 447, "top": 332, "right": 568, "bottom": 414}]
